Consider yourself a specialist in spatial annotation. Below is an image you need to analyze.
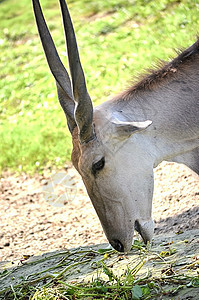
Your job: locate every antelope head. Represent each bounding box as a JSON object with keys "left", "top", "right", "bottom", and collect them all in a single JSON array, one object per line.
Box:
[{"left": 33, "top": 0, "right": 154, "bottom": 252}]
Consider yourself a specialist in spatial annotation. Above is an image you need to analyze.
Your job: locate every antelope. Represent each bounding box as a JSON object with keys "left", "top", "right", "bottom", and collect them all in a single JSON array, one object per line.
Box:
[{"left": 33, "top": 0, "right": 199, "bottom": 252}]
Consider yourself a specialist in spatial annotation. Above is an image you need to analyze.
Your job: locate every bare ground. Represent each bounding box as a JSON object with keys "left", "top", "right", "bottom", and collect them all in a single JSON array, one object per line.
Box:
[{"left": 0, "top": 162, "right": 198, "bottom": 262}]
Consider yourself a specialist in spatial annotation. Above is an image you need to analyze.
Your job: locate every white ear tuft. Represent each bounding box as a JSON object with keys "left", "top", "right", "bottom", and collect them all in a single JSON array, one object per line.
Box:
[{"left": 111, "top": 118, "right": 152, "bottom": 137}]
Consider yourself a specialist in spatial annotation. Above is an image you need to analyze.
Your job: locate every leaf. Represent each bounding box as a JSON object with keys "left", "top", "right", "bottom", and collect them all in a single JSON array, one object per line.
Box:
[
  {"left": 142, "top": 286, "right": 151, "bottom": 296},
  {"left": 132, "top": 285, "right": 143, "bottom": 299},
  {"left": 160, "top": 247, "right": 176, "bottom": 257},
  {"left": 187, "top": 278, "right": 199, "bottom": 287},
  {"left": 101, "top": 286, "right": 108, "bottom": 293},
  {"left": 104, "top": 253, "right": 109, "bottom": 259},
  {"left": 0, "top": 269, "right": 8, "bottom": 275},
  {"left": 97, "top": 248, "right": 111, "bottom": 254},
  {"left": 66, "top": 288, "right": 75, "bottom": 295},
  {"left": 133, "top": 240, "right": 144, "bottom": 247},
  {"left": 96, "top": 285, "right": 108, "bottom": 293}
]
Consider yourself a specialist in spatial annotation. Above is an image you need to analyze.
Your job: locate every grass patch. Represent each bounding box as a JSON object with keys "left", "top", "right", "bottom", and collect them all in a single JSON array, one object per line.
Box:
[
  {"left": 1, "top": 0, "right": 199, "bottom": 173},
  {"left": 0, "top": 236, "right": 198, "bottom": 299}
]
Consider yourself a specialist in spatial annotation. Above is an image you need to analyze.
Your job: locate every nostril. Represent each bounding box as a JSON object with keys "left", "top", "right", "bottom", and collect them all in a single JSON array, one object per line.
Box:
[{"left": 111, "top": 239, "right": 124, "bottom": 252}]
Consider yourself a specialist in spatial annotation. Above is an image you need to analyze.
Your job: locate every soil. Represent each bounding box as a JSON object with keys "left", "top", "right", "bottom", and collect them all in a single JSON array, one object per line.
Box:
[{"left": 0, "top": 161, "right": 198, "bottom": 262}]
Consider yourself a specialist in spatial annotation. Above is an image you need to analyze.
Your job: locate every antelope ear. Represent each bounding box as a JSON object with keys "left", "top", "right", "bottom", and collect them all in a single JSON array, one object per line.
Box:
[{"left": 111, "top": 118, "right": 152, "bottom": 138}]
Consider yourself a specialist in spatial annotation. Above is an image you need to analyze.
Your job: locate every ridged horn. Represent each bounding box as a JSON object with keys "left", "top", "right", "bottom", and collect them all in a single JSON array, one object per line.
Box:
[
  {"left": 32, "top": 0, "right": 75, "bottom": 133},
  {"left": 59, "top": 0, "right": 95, "bottom": 143}
]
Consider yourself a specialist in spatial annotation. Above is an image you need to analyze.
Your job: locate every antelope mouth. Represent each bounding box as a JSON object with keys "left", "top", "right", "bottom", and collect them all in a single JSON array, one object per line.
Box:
[
  {"left": 135, "top": 219, "right": 154, "bottom": 244},
  {"left": 108, "top": 219, "right": 154, "bottom": 253}
]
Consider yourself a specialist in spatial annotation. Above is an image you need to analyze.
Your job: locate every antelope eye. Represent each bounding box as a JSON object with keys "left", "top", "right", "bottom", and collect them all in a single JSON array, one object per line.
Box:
[{"left": 92, "top": 157, "right": 105, "bottom": 176}]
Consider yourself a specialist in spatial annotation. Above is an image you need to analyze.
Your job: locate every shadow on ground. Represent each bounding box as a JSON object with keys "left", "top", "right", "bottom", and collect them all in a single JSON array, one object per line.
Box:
[{"left": 155, "top": 206, "right": 199, "bottom": 234}]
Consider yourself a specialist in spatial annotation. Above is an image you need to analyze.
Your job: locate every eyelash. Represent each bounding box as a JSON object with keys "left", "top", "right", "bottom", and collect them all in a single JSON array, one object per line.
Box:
[{"left": 92, "top": 157, "right": 105, "bottom": 176}]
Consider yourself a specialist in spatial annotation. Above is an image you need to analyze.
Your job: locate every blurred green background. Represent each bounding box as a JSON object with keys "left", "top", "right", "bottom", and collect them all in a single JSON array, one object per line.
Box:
[{"left": 0, "top": 0, "right": 199, "bottom": 174}]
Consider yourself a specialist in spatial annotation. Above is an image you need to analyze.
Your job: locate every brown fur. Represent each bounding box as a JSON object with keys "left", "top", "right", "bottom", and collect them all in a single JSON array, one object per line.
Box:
[
  {"left": 71, "top": 127, "right": 81, "bottom": 171},
  {"left": 115, "top": 38, "right": 199, "bottom": 101}
]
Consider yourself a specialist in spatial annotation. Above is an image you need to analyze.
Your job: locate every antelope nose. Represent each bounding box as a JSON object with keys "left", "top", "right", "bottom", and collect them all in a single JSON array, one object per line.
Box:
[{"left": 111, "top": 239, "right": 124, "bottom": 252}]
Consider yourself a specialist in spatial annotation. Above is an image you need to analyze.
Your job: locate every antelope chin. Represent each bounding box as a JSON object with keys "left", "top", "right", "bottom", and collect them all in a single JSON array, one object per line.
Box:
[{"left": 135, "top": 219, "right": 154, "bottom": 244}]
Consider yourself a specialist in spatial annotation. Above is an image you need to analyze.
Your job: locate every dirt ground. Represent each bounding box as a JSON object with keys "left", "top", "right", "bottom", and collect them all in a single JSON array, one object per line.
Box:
[{"left": 0, "top": 161, "right": 198, "bottom": 262}]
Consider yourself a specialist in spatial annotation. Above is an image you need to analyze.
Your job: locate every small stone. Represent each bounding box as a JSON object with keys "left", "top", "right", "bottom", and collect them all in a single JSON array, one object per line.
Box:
[{"left": 4, "top": 242, "right": 10, "bottom": 247}]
